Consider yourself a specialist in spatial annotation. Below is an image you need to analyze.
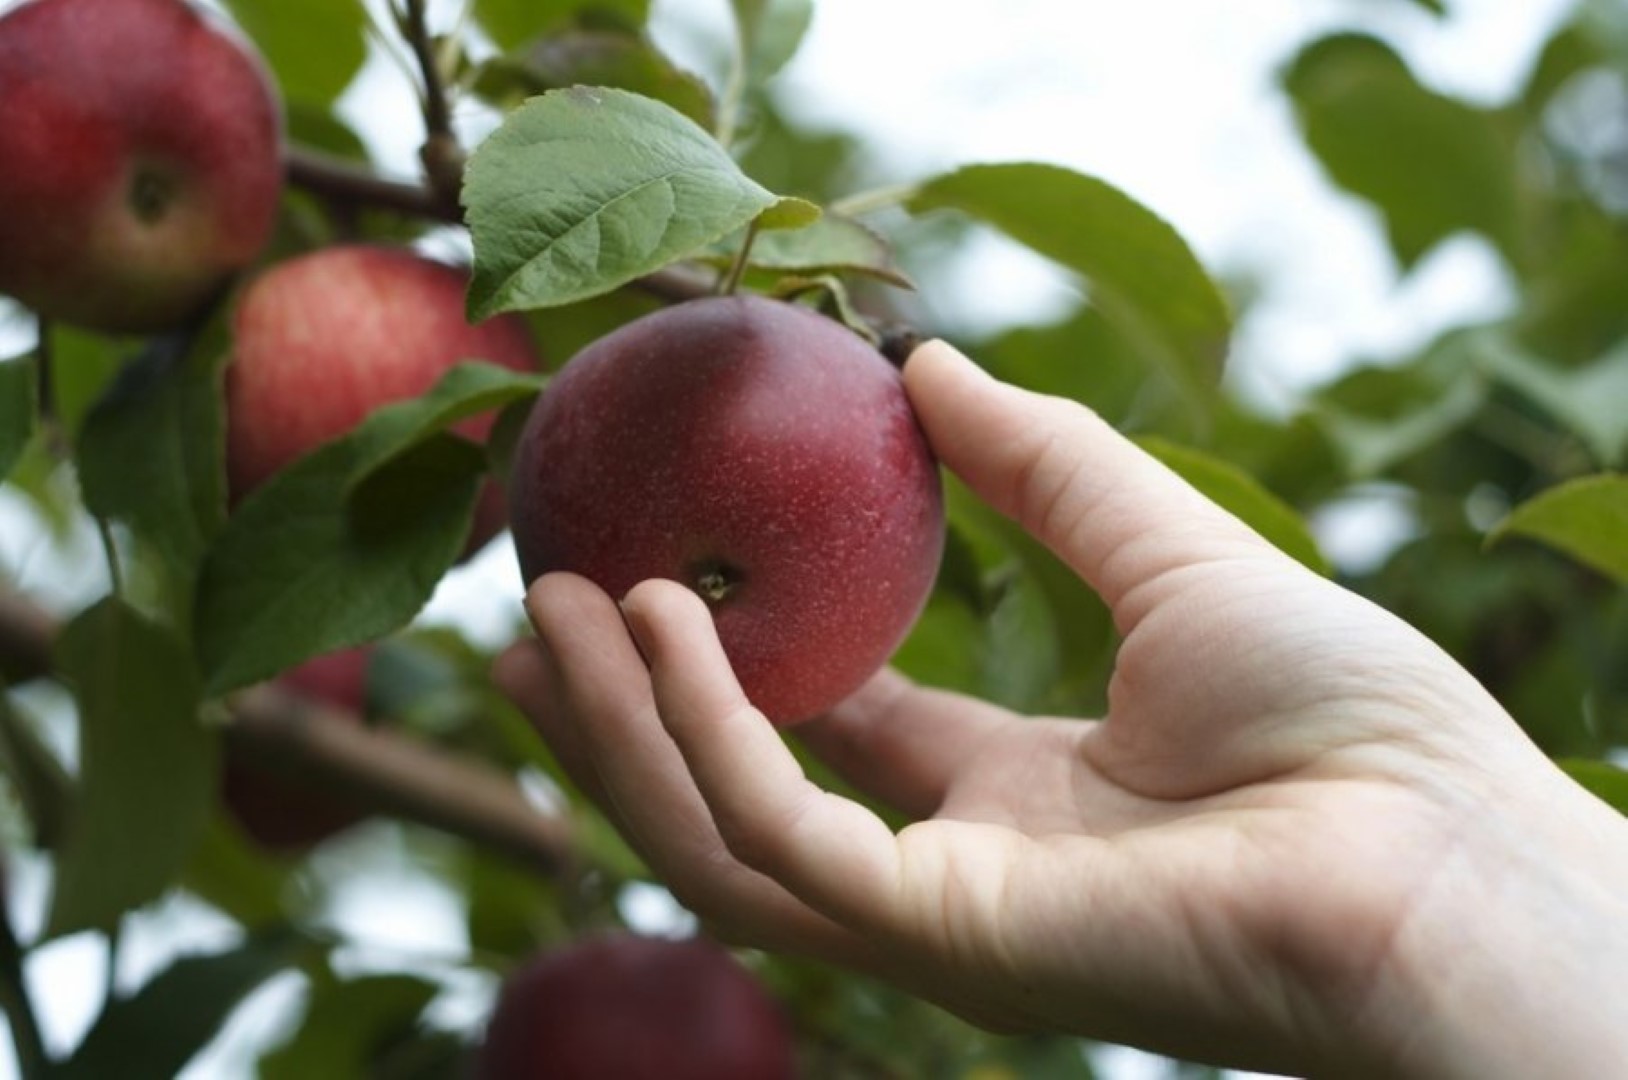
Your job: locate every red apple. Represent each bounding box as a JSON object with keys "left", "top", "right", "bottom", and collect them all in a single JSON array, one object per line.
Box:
[
  {"left": 507, "top": 295, "right": 944, "bottom": 725},
  {"left": 225, "top": 244, "right": 540, "bottom": 552},
  {"left": 0, "top": 0, "right": 282, "bottom": 333},
  {"left": 222, "top": 646, "right": 372, "bottom": 851},
  {"left": 476, "top": 935, "right": 796, "bottom": 1080}
]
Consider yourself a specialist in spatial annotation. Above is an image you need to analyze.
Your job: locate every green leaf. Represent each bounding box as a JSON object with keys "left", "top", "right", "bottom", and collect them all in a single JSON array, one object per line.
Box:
[
  {"left": 58, "top": 930, "right": 299, "bottom": 1080},
  {"left": 1480, "top": 335, "right": 1628, "bottom": 467},
  {"left": 0, "top": 355, "right": 35, "bottom": 484},
  {"left": 182, "top": 815, "right": 294, "bottom": 930},
  {"left": 732, "top": 0, "right": 815, "bottom": 85},
  {"left": 1136, "top": 437, "right": 1330, "bottom": 575},
  {"left": 1491, "top": 474, "right": 1628, "bottom": 585},
  {"left": 1282, "top": 33, "right": 1521, "bottom": 267},
  {"left": 194, "top": 361, "right": 539, "bottom": 696},
  {"left": 224, "top": 0, "right": 367, "bottom": 104},
  {"left": 49, "top": 600, "right": 212, "bottom": 937},
  {"left": 77, "top": 325, "right": 229, "bottom": 580},
  {"left": 907, "top": 164, "right": 1232, "bottom": 408},
  {"left": 47, "top": 324, "right": 124, "bottom": 439},
  {"left": 194, "top": 436, "right": 483, "bottom": 697},
  {"left": 475, "top": 31, "right": 715, "bottom": 129},
  {"left": 1311, "top": 345, "right": 1487, "bottom": 478},
  {"left": 259, "top": 973, "right": 439, "bottom": 1080},
  {"left": 708, "top": 213, "right": 912, "bottom": 287},
  {"left": 476, "top": 0, "right": 650, "bottom": 51},
  {"left": 463, "top": 87, "right": 811, "bottom": 316},
  {"left": 1559, "top": 759, "right": 1628, "bottom": 815}
]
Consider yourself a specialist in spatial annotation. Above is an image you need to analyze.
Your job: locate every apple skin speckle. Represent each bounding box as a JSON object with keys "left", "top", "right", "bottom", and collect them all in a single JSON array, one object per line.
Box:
[{"left": 509, "top": 295, "right": 945, "bottom": 726}]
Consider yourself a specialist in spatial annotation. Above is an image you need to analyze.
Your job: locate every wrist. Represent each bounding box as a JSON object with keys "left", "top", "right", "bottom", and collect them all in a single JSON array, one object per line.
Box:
[{"left": 1372, "top": 770, "right": 1628, "bottom": 1079}]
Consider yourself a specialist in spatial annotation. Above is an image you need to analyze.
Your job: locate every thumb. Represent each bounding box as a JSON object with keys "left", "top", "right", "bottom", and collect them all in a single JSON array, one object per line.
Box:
[{"left": 902, "top": 339, "right": 1284, "bottom": 612}]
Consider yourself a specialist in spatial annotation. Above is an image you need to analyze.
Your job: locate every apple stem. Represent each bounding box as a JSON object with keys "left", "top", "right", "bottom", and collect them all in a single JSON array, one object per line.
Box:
[{"left": 719, "top": 219, "right": 762, "bottom": 297}]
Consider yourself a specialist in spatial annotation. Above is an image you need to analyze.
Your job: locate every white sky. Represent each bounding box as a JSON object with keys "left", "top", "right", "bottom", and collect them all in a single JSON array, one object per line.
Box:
[{"left": 0, "top": 1, "right": 1581, "bottom": 1076}]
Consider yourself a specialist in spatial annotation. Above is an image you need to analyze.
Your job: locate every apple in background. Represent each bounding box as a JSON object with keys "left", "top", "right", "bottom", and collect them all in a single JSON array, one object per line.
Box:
[
  {"left": 225, "top": 244, "right": 541, "bottom": 553},
  {"left": 507, "top": 295, "right": 944, "bottom": 725},
  {"left": 222, "top": 645, "right": 373, "bottom": 852},
  {"left": 0, "top": 0, "right": 282, "bottom": 333},
  {"left": 476, "top": 935, "right": 797, "bottom": 1080}
]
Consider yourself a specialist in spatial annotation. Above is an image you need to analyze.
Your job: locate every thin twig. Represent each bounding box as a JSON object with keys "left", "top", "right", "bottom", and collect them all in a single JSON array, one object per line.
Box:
[
  {"left": 401, "top": 0, "right": 464, "bottom": 208},
  {"left": 0, "top": 899, "right": 50, "bottom": 1079}
]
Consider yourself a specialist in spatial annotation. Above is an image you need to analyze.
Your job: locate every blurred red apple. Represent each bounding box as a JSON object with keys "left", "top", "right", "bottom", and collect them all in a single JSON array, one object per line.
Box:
[
  {"left": 225, "top": 244, "right": 540, "bottom": 553},
  {"left": 476, "top": 935, "right": 796, "bottom": 1080},
  {"left": 222, "top": 646, "right": 372, "bottom": 852},
  {"left": 507, "top": 295, "right": 944, "bottom": 725},
  {"left": 0, "top": 0, "right": 282, "bottom": 333}
]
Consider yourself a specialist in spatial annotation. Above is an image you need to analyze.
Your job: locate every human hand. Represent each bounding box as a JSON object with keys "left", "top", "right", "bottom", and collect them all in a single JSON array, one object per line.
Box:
[{"left": 494, "top": 340, "right": 1628, "bottom": 1077}]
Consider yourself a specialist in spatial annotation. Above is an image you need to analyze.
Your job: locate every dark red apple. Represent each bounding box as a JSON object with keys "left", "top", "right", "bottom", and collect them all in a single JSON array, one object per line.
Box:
[
  {"left": 475, "top": 935, "right": 796, "bottom": 1080},
  {"left": 222, "top": 645, "right": 372, "bottom": 851},
  {"left": 0, "top": 0, "right": 283, "bottom": 333},
  {"left": 507, "top": 295, "right": 944, "bottom": 725},
  {"left": 225, "top": 244, "right": 540, "bottom": 552}
]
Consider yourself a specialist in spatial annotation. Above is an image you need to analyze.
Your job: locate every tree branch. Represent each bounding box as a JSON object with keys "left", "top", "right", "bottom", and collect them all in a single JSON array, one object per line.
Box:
[
  {"left": 0, "top": 590, "right": 577, "bottom": 878},
  {"left": 286, "top": 147, "right": 460, "bottom": 223}
]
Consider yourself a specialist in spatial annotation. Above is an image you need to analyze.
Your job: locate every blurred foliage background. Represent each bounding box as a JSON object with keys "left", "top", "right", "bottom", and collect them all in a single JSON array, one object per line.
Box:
[{"left": 1, "top": 0, "right": 1626, "bottom": 1076}]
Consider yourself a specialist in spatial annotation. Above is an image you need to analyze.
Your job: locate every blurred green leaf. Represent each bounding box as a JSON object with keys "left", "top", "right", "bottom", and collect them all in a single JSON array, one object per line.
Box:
[
  {"left": 224, "top": 0, "right": 367, "bottom": 104},
  {"left": 707, "top": 213, "right": 912, "bottom": 287},
  {"left": 464, "top": 88, "right": 817, "bottom": 316},
  {"left": 1480, "top": 335, "right": 1628, "bottom": 467},
  {"left": 193, "top": 365, "right": 536, "bottom": 696},
  {"left": 59, "top": 930, "right": 299, "bottom": 1080},
  {"left": 0, "top": 356, "right": 34, "bottom": 484},
  {"left": 476, "top": 31, "right": 714, "bottom": 129},
  {"left": 1559, "top": 759, "right": 1628, "bottom": 815},
  {"left": 731, "top": 0, "right": 815, "bottom": 86},
  {"left": 476, "top": 0, "right": 649, "bottom": 50},
  {"left": 1311, "top": 345, "right": 1487, "bottom": 478},
  {"left": 49, "top": 599, "right": 212, "bottom": 937},
  {"left": 182, "top": 815, "right": 294, "bottom": 929},
  {"left": 1137, "top": 436, "right": 1330, "bottom": 574},
  {"left": 284, "top": 101, "right": 370, "bottom": 163},
  {"left": 908, "top": 164, "right": 1231, "bottom": 412},
  {"left": 77, "top": 323, "right": 230, "bottom": 581},
  {"left": 892, "top": 592, "right": 985, "bottom": 698},
  {"left": 260, "top": 973, "right": 439, "bottom": 1080},
  {"left": 47, "top": 324, "right": 124, "bottom": 439},
  {"left": 1492, "top": 473, "right": 1628, "bottom": 584},
  {"left": 1283, "top": 33, "right": 1521, "bottom": 267}
]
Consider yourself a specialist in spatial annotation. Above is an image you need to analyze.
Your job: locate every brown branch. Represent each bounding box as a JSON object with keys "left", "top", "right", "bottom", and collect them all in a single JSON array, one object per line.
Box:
[
  {"left": 400, "top": 0, "right": 464, "bottom": 207},
  {"left": 230, "top": 685, "right": 575, "bottom": 877},
  {"left": 0, "top": 590, "right": 576, "bottom": 877},
  {"left": 286, "top": 147, "right": 460, "bottom": 223}
]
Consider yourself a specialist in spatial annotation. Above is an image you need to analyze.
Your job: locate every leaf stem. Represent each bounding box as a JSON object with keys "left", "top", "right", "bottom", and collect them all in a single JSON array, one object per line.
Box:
[
  {"left": 829, "top": 183, "right": 920, "bottom": 218},
  {"left": 0, "top": 899, "right": 51, "bottom": 1080},
  {"left": 95, "top": 518, "right": 123, "bottom": 600},
  {"left": 720, "top": 219, "right": 763, "bottom": 297}
]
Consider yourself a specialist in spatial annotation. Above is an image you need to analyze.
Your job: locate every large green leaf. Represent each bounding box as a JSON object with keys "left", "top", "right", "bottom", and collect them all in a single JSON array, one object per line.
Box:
[
  {"left": 907, "top": 164, "right": 1231, "bottom": 408},
  {"left": 463, "top": 88, "right": 818, "bottom": 317},
  {"left": 1282, "top": 33, "right": 1521, "bottom": 268},
  {"left": 1136, "top": 436, "right": 1330, "bottom": 574},
  {"left": 193, "top": 365, "right": 539, "bottom": 696},
  {"left": 58, "top": 931, "right": 299, "bottom": 1080},
  {"left": 1492, "top": 474, "right": 1628, "bottom": 585},
  {"left": 1311, "top": 343, "right": 1487, "bottom": 478},
  {"left": 47, "top": 324, "right": 123, "bottom": 439},
  {"left": 49, "top": 600, "right": 212, "bottom": 937},
  {"left": 1480, "top": 335, "right": 1628, "bottom": 467},
  {"left": 0, "top": 355, "right": 34, "bottom": 484},
  {"left": 224, "top": 0, "right": 368, "bottom": 104},
  {"left": 259, "top": 974, "right": 439, "bottom": 1080},
  {"left": 76, "top": 325, "right": 229, "bottom": 580}
]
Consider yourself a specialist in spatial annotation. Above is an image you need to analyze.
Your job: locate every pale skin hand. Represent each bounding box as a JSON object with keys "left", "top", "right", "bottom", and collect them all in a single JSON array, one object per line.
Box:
[{"left": 494, "top": 341, "right": 1628, "bottom": 1077}]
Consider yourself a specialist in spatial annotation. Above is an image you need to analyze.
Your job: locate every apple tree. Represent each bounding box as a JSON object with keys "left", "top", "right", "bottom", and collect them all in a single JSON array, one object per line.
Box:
[{"left": 0, "top": 0, "right": 1625, "bottom": 1075}]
